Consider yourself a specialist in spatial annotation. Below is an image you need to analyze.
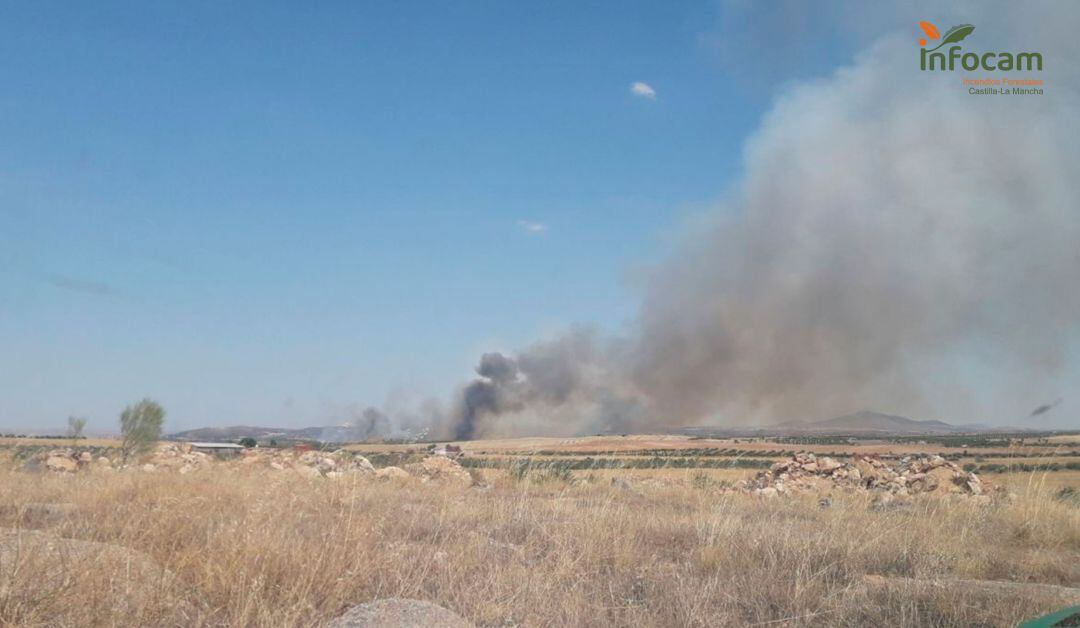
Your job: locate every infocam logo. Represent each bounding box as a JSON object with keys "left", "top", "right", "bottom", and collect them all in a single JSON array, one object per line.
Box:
[{"left": 918, "top": 21, "right": 1043, "bottom": 72}]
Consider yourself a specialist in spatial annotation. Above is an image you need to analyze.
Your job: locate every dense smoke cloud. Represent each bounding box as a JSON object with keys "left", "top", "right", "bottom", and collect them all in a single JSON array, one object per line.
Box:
[
  {"left": 625, "top": 54, "right": 1078, "bottom": 427},
  {"left": 404, "top": 6, "right": 1080, "bottom": 440},
  {"left": 449, "top": 332, "right": 634, "bottom": 439}
]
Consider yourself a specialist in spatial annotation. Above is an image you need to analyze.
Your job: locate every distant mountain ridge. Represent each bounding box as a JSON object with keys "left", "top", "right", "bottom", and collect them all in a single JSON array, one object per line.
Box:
[
  {"left": 777, "top": 410, "right": 992, "bottom": 434},
  {"left": 167, "top": 425, "right": 361, "bottom": 442},
  {"left": 170, "top": 410, "right": 1012, "bottom": 443}
]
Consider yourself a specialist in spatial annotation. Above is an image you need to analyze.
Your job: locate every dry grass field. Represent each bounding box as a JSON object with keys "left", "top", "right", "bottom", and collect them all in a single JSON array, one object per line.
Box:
[
  {"left": 0, "top": 437, "right": 123, "bottom": 448},
  {"left": 346, "top": 433, "right": 1080, "bottom": 458},
  {"left": 0, "top": 436, "right": 1078, "bottom": 627}
]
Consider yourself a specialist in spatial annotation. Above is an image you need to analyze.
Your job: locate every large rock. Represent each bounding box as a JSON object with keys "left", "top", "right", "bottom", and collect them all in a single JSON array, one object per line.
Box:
[
  {"left": 817, "top": 457, "right": 843, "bottom": 473},
  {"left": 328, "top": 598, "right": 472, "bottom": 628},
  {"left": 853, "top": 459, "right": 880, "bottom": 484},
  {"left": 925, "top": 466, "right": 963, "bottom": 494},
  {"left": 405, "top": 456, "right": 473, "bottom": 487},
  {"left": 375, "top": 466, "right": 410, "bottom": 481},
  {"left": 45, "top": 456, "right": 78, "bottom": 473},
  {"left": 350, "top": 455, "right": 376, "bottom": 475},
  {"left": 328, "top": 451, "right": 377, "bottom": 475}
]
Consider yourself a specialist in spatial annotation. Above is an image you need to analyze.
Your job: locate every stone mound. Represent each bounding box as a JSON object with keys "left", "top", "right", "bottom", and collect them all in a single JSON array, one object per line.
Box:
[
  {"left": 328, "top": 598, "right": 472, "bottom": 628},
  {"left": 78, "top": 444, "right": 384, "bottom": 478},
  {"left": 404, "top": 456, "right": 473, "bottom": 487},
  {"left": 20, "top": 449, "right": 87, "bottom": 474},
  {"left": 224, "top": 448, "right": 377, "bottom": 479},
  {"left": 745, "top": 453, "right": 990, "bottom": 500},
  {"left": 375, "top": 466, "right": 410, "bottom": 481},
  {"left": 21, "top": 444, "right": 212, "bottom": 474},
  {"left": 144, "top": 442, "right": 212, "bottom": 473}
]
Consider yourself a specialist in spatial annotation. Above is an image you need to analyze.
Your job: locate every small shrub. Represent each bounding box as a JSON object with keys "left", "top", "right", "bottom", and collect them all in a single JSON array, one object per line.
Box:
[{"left": 120, "top": 398, "right": 165, "bottom": 462}]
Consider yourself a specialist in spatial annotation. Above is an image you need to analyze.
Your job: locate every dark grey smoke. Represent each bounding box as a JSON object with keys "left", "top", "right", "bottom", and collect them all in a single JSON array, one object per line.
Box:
[
  {"left": 453, "top": 352, "right": 524, "bottom": 440},
  {"left": 442, "top": 331, "right": 646, "bottom": 439},
  {"left": 1030, "top": 399, "right": 1062, "bottom": 417},
  {"left": 356, "top": 407, "right": 391, "bottom": 439},
  {"left": 334, "top": 405, "right": 410, "bottom": 442},
  {"left": 476, "top": 353, "right": 519, "bottom": 384}
]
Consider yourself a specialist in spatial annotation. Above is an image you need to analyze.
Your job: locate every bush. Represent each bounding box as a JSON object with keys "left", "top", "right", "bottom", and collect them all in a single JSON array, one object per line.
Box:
[
  {"left": 67, "top": 416, "right": 87, "bottom": 444},
  {"left": 120, "top": 398, "right": 165, "bottom": 462}
]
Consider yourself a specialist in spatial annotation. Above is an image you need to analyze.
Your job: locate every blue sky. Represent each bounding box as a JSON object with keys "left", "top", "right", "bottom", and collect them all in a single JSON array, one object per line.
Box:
[
  {"left": 0, "top": 2, "right": 793, "bottom": 431},
  {"left": 5, "top": 2, "right": 1071, "bottom": 433}
]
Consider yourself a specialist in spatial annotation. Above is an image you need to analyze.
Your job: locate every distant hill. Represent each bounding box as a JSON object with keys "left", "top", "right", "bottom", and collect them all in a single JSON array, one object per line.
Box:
[
  {"left": 778, "top": 410, "right": 990, "bottom": 434},
  {"left": 169, "top": 422, "right": 424, "bottom": 443},
  {"left": 171, "top": 410, "right": 1016, "bottom": 443},
  {"left": 167, "top": 426, "right": 290, "bottom": 441},
  {"left": 167, "top": 425, "right": 360, "bottom": 442}
]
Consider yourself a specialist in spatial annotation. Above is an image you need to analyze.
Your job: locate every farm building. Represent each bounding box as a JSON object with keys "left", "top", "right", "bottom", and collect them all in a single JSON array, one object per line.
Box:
[{"left": 189, "top": 442, "right": 245, "bottom": 458}]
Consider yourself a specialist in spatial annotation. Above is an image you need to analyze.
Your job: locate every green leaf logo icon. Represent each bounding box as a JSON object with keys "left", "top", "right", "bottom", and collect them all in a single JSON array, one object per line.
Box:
[{"left": 926, "top": 24, "right": 975, "bottom": 52}]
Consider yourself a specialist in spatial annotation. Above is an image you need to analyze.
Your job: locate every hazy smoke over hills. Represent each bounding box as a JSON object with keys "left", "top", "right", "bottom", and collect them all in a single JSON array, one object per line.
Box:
[{"left": 399, "top": 9, "right": 1080, "bottom": 440}]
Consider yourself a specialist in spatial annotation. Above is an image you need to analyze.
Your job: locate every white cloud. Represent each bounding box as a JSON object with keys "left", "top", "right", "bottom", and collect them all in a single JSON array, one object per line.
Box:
[
  {"left": 630, "top": 81, "right": 657, "bottom": 99},
  {"left": 517, "top": 220, "right": 548, "bottom": 235}
]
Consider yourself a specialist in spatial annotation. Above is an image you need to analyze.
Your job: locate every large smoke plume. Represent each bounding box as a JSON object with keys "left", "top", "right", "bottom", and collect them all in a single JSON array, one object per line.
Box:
[{"left": 390, "top": 8, "right": 1080, "bottom": 440}]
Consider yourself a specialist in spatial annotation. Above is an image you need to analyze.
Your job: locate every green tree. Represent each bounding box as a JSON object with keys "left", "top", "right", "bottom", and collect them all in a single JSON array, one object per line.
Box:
[
  {"left": 120, "top": 399, "right": 165, "bottom": 462},
  {"left": 67, "top": 415, "right": 87, "bottom": 446},
  {"left": 239, "top": 437, "right": 257, "bottom": 448}
]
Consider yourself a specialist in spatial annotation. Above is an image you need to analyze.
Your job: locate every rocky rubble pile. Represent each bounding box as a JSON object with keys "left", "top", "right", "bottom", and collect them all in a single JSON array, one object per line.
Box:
[
  {"left": 19, "top": 442, "right": 476, "bottom": 486},
  {"left": 22, "top": 449, "right": 106, "bottom": 473},
  {"left": 375, "top": 466, "right": 411, "bottom": 480},
  {"left": 21, "top": 443, "right": 214, "bottom": 474},
  {"left": 231, "top": 449, "right": 473, "bottom": 485},
  {"left": 234, "top": 448, "right": 377, "bottom": 479},
  {"left": 144, "top": 443, "right": 213, "bottom": 474},
  {"left": 404, "top": 455, "right": 474, "bottom": 487},
  {"left": 746, "top": 452, "right": 991, "bottom": 502}
]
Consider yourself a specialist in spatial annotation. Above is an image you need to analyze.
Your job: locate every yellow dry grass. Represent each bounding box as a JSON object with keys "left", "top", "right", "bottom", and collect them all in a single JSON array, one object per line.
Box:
[
  {"left": 0, "top": 437, "right": 120, "bottom": 448},
  {"left": 0, "top": 459, "right": 1077, "bottom": 627},
  {"left": 968, "top": 456, "right": 1080, "bottom": 465},
  {"left": 999, "top": 470, "right": 1080, "bottom": 492}
]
